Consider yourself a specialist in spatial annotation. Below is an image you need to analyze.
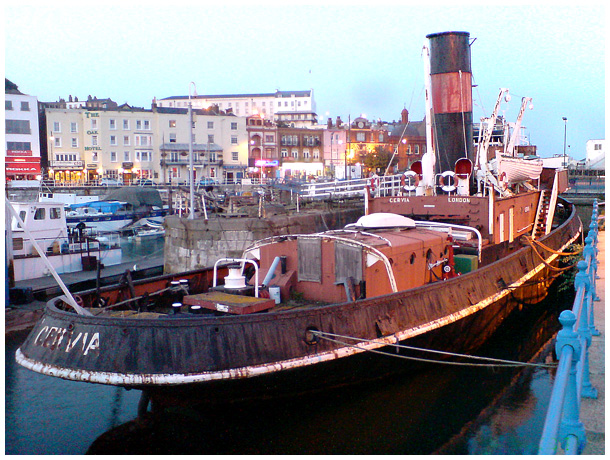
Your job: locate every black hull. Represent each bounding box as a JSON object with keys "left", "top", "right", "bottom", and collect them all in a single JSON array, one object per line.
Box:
[{"left": 15, "top": 200, "right": 581, "bottom": 404}]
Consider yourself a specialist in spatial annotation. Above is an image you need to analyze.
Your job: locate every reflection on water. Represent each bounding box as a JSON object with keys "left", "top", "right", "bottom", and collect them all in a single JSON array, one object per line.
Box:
[
  {"left": 6, "top": 274, "right": 574, "bottom": 455},
  {"left": 5, "top": 331, "right": 141, "bottom": 455}
]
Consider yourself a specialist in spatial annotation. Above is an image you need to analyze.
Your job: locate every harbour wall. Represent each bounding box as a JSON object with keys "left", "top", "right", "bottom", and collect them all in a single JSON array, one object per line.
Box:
[{"left": 163, "top": 208, "right": 363, "bottom": 273}]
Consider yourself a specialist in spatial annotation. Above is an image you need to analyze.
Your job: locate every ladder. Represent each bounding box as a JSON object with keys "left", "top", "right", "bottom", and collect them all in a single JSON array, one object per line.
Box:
[{"left": 532, "top": 190, "right": 551, "bottom": 238}]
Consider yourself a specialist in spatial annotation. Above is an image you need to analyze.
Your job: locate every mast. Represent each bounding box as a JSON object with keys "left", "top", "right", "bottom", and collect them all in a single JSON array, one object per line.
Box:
[{"left": 421, "top": 44, "right": 436, "bottom": 190}]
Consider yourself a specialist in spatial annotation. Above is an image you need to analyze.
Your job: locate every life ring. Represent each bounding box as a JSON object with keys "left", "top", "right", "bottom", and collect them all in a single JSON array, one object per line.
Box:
[
  {"left": 403, "top": 171, "right": 418, "bottom": 192},
  {"left": 370, "top": 176, "right": 380, "bottom": 192},
  {"left": 499, "top": 172, "right": 508, "bottom": 191},
  {"left": 440, "top": 171, "right": 456, "bottom": 192}
]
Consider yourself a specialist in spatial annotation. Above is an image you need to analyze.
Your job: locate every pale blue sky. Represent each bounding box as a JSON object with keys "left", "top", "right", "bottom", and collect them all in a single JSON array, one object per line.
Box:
[{"left": 5, "top": 2, "right": 606, "bottom": 159}]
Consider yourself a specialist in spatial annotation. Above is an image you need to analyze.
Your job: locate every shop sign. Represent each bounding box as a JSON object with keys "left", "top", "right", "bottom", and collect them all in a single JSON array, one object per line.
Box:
[
  {"left": 122, "top": 162, "right": 134, "bottom": 169},
  {"left": 7, "top": 150, "right": 32, "bottom": 156},
  {"left": 255, "top": 159, "right": 279, "bottom": 167},
  {"left": 6, "top": 163, "right": 41, "bottom": 174},
  {"left": 86, "top": 164, "right": 98, "bottom": 169}
]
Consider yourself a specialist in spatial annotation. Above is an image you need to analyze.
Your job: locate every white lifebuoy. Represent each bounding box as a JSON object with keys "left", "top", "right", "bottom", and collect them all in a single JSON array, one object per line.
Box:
[
  {"left": 403, "top": 171, "right": 418, "bottom": 192},
  {"left": 440, "top": 171, "right": 456, "bottom": 192}
]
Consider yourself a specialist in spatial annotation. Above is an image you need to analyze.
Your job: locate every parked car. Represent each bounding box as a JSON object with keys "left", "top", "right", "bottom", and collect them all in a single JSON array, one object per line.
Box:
[
  {"left": 199, "top": 178, "right": 219, "bottom": 186},
  {"left": 134, "top": 179, "right": 155, "bottom": 186},
  {"left": 99, "top": 178, "right": 121, "bottom": 186}
]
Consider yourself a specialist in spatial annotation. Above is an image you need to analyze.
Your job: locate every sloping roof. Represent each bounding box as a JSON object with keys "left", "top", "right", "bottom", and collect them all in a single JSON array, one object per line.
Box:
[
  {"left": 5, "top": 78, "right": 23, "bottom": 95},
  {"left": 388, "top": 120, "right": 427, "bottom": 138},
  {"left": 102, "top": 187, "right": 163, "bottom": 207}
]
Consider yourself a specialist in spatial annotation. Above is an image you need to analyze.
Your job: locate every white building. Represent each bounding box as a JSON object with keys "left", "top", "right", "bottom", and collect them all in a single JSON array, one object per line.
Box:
[
  {"left": 584, "top": 139, "right": 605, "bottom": 170},
  {"left": 44, "top": 104, "right": 248, "bottom": 185},
  {"left": 5, "top": 79, "right": 41, "bottom": 180},
  {"left": 157, "top": 90, "right": 317, "bottom": 127}
]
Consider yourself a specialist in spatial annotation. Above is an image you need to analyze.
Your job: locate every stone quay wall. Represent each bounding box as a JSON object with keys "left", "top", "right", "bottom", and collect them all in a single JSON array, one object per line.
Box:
[{"left": 163, "top": 208, "right": 363, "bottom": 273}]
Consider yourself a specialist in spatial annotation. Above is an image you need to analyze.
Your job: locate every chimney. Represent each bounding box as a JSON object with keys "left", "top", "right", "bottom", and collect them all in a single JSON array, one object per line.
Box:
[
  {"left": 336, "top": 116, "right": 342, "bottom": 127},
  {"left": 401, "top": 108, "right": 409, "bottom": 124},
  {"left": 327, "top": 117, "right": 333, "bottom": 128}
]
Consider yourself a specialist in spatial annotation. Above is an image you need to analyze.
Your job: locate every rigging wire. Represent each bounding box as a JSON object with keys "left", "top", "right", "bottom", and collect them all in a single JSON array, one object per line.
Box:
[{"left": 311, "top": 330, "right": 557, "bottom": 369}]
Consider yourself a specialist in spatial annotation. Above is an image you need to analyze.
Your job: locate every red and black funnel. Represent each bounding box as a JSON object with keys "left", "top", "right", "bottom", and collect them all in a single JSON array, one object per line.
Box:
[{"left": 426, "top": 31, "right": 474, "bottom": 175}]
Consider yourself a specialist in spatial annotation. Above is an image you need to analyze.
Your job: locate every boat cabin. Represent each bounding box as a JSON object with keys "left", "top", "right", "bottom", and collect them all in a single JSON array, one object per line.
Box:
[
  {"left": 243, "top": 214, "right": 454, "bottom": 305},
  {"left": 10, "top": 202, "right": 70, "bottom": 257}
]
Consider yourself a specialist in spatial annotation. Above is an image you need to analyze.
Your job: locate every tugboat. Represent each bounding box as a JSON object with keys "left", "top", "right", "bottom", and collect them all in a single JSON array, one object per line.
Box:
[{"left": 15, "top": 32, "right": 581, "bottom": 411}]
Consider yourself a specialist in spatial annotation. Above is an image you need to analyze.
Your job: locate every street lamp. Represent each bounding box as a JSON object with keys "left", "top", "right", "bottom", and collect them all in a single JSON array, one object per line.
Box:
[
  {"left": 562, "top": 117, "right": 568, "bottom": 168},
  {"left": 188, "top": 82, "right": 197, "bottom": 220}
]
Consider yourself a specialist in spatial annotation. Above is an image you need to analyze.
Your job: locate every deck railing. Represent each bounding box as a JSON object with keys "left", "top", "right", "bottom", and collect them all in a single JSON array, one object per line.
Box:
[{"left": 538, "top": 199, "right": 601, "bottom": 454}]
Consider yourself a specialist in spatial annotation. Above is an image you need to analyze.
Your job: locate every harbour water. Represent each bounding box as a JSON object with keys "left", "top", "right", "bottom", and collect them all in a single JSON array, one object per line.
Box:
[{"left": 5, "top": 273, "right": 575, "bottom": 455}]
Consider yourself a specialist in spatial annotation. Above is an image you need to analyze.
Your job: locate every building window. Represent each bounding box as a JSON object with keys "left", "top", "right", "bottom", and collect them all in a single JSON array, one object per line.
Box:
[
  {"left": 281, "top": 149, "right": 288, "bottom": 158},
  {"left": 169, "top": 120, "right": 176, "bottom": 128},
  {"left": 207, "top": 121, "right": 214, "bottom": 129},
  {"left": 92, "top": 152, "right": 99, "bottom": 162},
  {"left": 232, "top": 151, "right": 239, "bottom": 161},
  {"left": 6, "top": 119, "right": 31, "bottom": 134},
  {"left": 110, "top": 135, "right": 117, "bottom": 145},
  {"left": 7, "top": 141, "right": 31, "bottom": 151},
  {"left": 136, "top": 120, "right": 142, "bottom": 130},
  {"left": 228, "top": 136, "right": 236, "bottom": 145},
  {"left": 265, "top": 135, "right": 274, "bottom": 143},
  {"left": 356, "top": 132, "right": 365, "bottom": 142},
  {"left": 54, "top": 137, "right": 61, "bottom": 148},
  {"left": 70, "top": 122, "right": 78, "bottom": 133},
  {"left": 71, "top": 138, "right": 78, "bottom": 148},
  {"left": 91, "top": 119, "right": 98, "bottom": 129},
  {"left": 109, "top": 119, "right": 116, "bottom": 130},
  {"left": 92, "top": 135, "right": 98, "bottom": 146},
  {"left": 123, "top": 136, "right": 130, "bottom": 146},
  {"left": 208, "top": 134, "right": 214, "bottom": 144},
  {"left": 136, "top": 135, "right": 152, "bottom": 146},
  {"left": 144, "top": 120, "right": 150, "bottom": 130},
  {"left": 136, "top": 151, "right": 153, "bottom": 162},
  {"left": 124, "top": 151, "right": 130, "bottom": 161},
  {"left": 231, "top": 122, "right": 238, "bottom": 130},
  {"left": 291, "top": 149, "right": 298, "bottom": 158},
  {"left": 53, "top": 121, "right": 61, "bottom": 133},
  {"left": 5, "top": 100, "right": 12, "bottom": 110},
  {"left": 20, "top": 101, "right": 30, "bottom": 111},
  {"left": 313, "top": 149, "right": 320, "bottom": 159},
  {"left": 111, "top": 152, "right": 117, "bottom": 162},
  {"left": 169, "top": 133, "right": 176, "bottom": 143},
  {"left": 303, "top": 149, "right": 310, "bottom": 159},
  {"left": 123, "top": 119, "right": 129, "bottom": 130}
]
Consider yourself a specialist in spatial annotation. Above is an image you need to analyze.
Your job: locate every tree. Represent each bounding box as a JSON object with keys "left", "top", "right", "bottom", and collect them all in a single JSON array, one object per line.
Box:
[{"left": 362, "top": 146, "right": 397, "bottom": 172}]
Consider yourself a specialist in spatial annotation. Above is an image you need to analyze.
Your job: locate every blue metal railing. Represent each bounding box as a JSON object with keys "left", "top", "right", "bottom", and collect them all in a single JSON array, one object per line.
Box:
[{"left": 538, "top": 199, "right": 602, "bottom": 454}]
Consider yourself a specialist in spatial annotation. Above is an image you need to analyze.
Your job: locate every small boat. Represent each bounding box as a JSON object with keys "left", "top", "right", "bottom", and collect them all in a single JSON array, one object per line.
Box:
[
  {"left": 6, "top": 201, "right": 123, "bottom": 282},
  {"left": 15, "top": 31, "right": 582, "bottom": 412},
  {"left": 65, "top": 187, "right": 167, "bottom": 233}
]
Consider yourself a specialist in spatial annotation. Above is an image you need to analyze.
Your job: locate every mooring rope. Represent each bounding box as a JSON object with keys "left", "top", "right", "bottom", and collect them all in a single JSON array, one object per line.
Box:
[
  {"left": 523, "top": 235, "right": 582, "bottom": 257},
  {"left": 525, "top": 238, "right": 578, "bottom": 273},
  {"left": 311, "top": 330, "right": 557, "bottom": 369}
]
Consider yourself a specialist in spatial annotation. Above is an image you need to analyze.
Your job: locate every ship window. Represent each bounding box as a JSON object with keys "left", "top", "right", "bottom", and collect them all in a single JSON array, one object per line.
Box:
[
  {"left": 13, "top": 238, "right": 23, "bottom": 251},
  {"left": 297, "top": 238, "right": 322, "bottom": 282},
  {"left": 335, "top": 242, "right": 363, "bottom": 283},
  {"left": 50, "top": 208, "right": 61, "bottom": 219},
  {"left": 34, "top": 208, "right": 46, "bottom": 220}
]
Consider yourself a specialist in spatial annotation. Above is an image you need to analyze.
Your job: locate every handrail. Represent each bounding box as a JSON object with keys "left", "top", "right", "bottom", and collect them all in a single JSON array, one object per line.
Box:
[{"left": 538, "top": 199, "right": 601, "bottom": 454}]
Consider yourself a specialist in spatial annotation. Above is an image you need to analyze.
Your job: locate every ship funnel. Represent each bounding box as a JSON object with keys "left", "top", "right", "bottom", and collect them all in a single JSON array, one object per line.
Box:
[{"left": 426, "top": 31, "right": 474, "bottom": 175}]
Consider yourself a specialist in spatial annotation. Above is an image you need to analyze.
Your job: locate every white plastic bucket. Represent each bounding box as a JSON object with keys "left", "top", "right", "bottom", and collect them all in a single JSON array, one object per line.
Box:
[{"left": 269, "top": 286, "right": 281, "bottom": 304}]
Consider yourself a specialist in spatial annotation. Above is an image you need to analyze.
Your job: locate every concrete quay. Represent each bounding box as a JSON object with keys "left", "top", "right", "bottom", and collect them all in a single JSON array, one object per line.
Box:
[{"left": 579, "top": 229, "right": 605, "bottom": 455}]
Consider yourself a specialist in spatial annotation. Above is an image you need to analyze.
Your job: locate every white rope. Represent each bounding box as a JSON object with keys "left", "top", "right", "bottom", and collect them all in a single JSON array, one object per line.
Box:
[{"left": 312, "top": 330, "right": 556, "bottom": 369}]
